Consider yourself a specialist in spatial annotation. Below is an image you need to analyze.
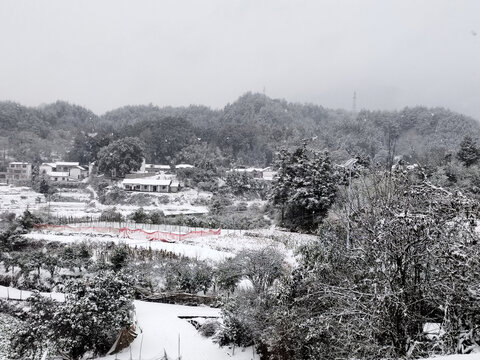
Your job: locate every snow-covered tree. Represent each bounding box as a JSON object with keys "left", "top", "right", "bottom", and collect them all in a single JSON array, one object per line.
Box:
[
  {"left": 10, "top": 271, "right": 134, "bottom": 360},
  {"left": 271, "top": 145, "right": 338, "bottom": 232},
  {"left": 51, "top": 271, "right": 134, "bottom": 359},
  {"left": 457, "top": 135, "right": 479, "bottom": 167}
]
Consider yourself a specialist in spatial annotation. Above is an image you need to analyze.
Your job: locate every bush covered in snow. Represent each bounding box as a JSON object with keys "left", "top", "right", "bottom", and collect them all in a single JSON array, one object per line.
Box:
[{"left": 10, "top": 271, "right": 134, "bottom": 360}]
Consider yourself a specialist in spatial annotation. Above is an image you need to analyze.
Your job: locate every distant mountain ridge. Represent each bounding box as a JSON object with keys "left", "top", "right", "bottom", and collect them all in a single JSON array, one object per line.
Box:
[{"left": 0, "top": 93, "right": 479, "bottom": 167}]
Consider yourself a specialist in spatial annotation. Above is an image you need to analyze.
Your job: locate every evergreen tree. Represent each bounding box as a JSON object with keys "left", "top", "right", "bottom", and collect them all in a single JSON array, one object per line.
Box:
[
  {"left": 39, "top": 177, "right": 50, "bottom": 195},
  {"left": 271, "top": 145, "right": 338, "bottom": 232},
  {"left": 457, "top": 135, "right": 479, "bottom": 167}
]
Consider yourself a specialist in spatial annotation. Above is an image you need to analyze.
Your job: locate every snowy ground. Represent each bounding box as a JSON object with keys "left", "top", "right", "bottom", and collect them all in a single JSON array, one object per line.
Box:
[
  {"left": 0, "top": 184, "right": 210, "bottom": 220},
  {"left": 0, "top": 286, "right": 255, "bottom": 360},
  {"left": 23, "top": 225, "right": 311, "bottom": 263},
  {"left": 0, "top": 185, "right": 46, "bottom": 215},
  {"left": 99, "top": 301, "right": 256, "bottom": 360},
  {"left": 423, "top": 355, "right": 480, "bottom": 360},
  {"left": 0, "top": 285, "right": 65, "bottom": 302},
  {"left": 24, "top": 232, "right": 235, "bottom": 262}
]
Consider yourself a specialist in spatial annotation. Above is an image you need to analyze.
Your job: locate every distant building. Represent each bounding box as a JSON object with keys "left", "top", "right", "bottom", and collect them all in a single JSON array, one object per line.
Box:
[
  {"left": 46, "top": 171, "right": 70, "bottom": 183},
  {"left": 175, "top": 164, "right": 194, "bottom": 170},
  {"left": 122, "top": 178, "right": 174, "bottom": 193},
  {"left": 40, "top": 161, "right": 88, "bottom": 181},
  {"left": 227, "top": 166, "right": 277, "bottom": 180},
  {"left": 170, "top": 180, "right": 180, "bottom": 193},
  {"left": 7, "top": 162, "right": 32, "bottom": 182},
  {"left": 145, "top": 164, "right": 171, "bottom": 174}
]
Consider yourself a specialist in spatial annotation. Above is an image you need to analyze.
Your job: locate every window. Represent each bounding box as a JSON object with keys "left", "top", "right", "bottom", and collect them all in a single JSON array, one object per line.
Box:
[{"left": 22, "top": 164, "right": 27, "bottom": 168}]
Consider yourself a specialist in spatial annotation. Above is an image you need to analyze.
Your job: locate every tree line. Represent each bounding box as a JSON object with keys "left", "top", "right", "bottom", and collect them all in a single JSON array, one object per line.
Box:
[{"left": 1, "top": 93, "right": 480, "bottom": 172}]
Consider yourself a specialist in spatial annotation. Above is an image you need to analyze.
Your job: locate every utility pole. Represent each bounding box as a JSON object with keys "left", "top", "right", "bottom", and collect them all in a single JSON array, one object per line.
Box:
[
  {"left": 343, "top": 158, "right": 357, "bottom": 249},
  {"left": 352, "top": 91, "right": 357, "bottom": 113}
]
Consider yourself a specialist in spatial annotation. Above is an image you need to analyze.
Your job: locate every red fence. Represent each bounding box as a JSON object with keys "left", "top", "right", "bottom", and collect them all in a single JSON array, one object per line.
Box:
[{"left": 33, "top": 224, "right": 221, "bottom": 243}]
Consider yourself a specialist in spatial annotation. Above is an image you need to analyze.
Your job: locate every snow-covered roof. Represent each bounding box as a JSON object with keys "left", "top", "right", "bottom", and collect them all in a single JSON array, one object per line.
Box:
[
  {"left": 55, "top": 162, "right": 79, "bottom": 167},
  {"left": 123, "top": 178, "right": 172, "bottom": 186},
  {"left": 146, "top": 164, "right": 170, "bottom": 170},
  {"left": 340, "top": 158, "right": 358, "bottom": 168},
  {"left": 9, "top": 162, "right": 30, "bottom": 165},
  {"left": 40, "top": 163, "right": 56, "bottom": 168},
  {"left": 47, "top": 171, "right": 69, "bottom": 177},
  {"left": 229, "top": 167, "right": 265, "bottom": 173},
  {"left": 175, "top": 164, "right": 194, "bottom": 169},
  {"left": 75, "top": 165, "right": 87, "bottom": 171}
]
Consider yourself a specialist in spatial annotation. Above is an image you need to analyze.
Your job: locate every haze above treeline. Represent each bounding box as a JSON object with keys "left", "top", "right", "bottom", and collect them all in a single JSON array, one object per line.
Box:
[
  {"left": 1, "top": 1, "right": 480, "bottom": 119},
  {"left": 1, "top": 92, "right": 480, "bottom": 169}
]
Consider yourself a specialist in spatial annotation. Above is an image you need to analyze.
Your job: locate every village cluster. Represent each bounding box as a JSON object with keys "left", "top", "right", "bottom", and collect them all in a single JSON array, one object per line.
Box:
[{"left": 0, "top": 158, "right": 277, "bottom": 193}]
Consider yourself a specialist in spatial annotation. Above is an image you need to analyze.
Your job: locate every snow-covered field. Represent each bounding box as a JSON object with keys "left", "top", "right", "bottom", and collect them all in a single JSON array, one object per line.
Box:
[
  {"left": 23, "top": 225, "right": 309, "bottom": 263},
  {"left": 24, "top": 231, "right": 234, "bottom": 262},
  {"left": 0, "top": 184, "right": 210, "bottom": 220},
  {"left": 0, "top": 185, "right": 46, "bottom": 215}
]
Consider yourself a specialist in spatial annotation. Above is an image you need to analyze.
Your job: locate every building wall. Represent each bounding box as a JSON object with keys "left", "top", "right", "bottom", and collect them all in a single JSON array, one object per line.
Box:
[
  {"left": 49, "top": 175, "right": 69, "bottom": 183},
  {"left": 7, "top": 163, "right": 32, "bottom": 181},
  {"left": 40, "top": 164, "right": 54, "bottom": 175},
  {"left": 69, "top": 168, "right": 81, "bottom": 180},
  {"left": 124, "top": 183, "right": 171, "bottom": 192}
]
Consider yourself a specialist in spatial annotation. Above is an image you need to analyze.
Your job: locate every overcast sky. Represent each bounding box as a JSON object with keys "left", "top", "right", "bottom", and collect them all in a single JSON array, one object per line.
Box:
[{"left": 1, "top": 0, "right": 480, "bottom": 119}]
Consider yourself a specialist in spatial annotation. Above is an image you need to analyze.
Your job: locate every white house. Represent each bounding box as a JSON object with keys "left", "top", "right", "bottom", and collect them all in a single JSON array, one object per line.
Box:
[
  {"left": 46, "top": 171, "right": 70, "bottom": 183},
  {"left": 40, "top": 162, "right": 88, "bottom": 181},
  {"left": 7, "top": 162, "right": 32, "bottom": 182},
  {"left": 39, "top": 163, "right": 56, "bottom": 175},
  {"left": 170, "top": 180, "right": 180, "bottom": 193},
  {"left": 144, "top": 164, "right": 171, "bottom": 174},
  {"left": 69, "top": 165, "right": 88, "bottom": 180},
  {"left": 122, "top": 178, "right": 172, "bottom": 193},
  {"left": 228, "top": 166, "right": 277, "bottom": 180}
]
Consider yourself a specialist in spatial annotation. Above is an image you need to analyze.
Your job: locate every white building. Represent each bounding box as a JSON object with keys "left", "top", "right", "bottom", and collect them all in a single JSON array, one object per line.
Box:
[
  {"left": 46, "top": 171, "right": 70, "bottom": 183},
  {"left": 40, "top": 162, "right": 88, "bottom": 181},
  {"left": 227, "top": 166, "right": 277, "bottom": 180},
  {"left": 7, "top": 162, "right": 32, "bottom": 182},
  {"left": 122, "top": 178, "right": 173, "bottom": 193}
]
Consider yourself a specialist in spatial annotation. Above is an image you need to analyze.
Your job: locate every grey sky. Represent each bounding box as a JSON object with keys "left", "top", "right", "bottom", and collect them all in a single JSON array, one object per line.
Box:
[{"left": 1, "top": 0, "right": 480, "bottom": 119}]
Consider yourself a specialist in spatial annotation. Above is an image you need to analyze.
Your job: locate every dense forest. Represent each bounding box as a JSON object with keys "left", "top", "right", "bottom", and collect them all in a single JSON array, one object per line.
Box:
[{"left": 1, "top": 92, "right": 480, "bottom": 169}]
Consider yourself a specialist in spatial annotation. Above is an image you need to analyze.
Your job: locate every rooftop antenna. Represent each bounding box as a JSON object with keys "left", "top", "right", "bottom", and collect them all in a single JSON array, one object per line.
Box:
[{"left": 352, "top": 91, "right": 357, "bottom": 113}]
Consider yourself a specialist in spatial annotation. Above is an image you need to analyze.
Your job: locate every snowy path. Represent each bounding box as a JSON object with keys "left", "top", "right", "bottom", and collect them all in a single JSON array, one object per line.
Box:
[{"left": 99, "top": 301, "right": 256, "bottom": 360}]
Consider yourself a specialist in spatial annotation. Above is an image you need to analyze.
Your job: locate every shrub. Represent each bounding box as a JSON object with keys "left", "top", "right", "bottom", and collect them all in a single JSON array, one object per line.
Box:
[
  {"left": 199, "top": 320, "right": 221, "bottom": 338},
  {"left": 164, "top": 259, "right": 213, "bottom": 294},
  {"left": 129, "top": 207, "right": 150, "bottom": 223},
  {"left": 11, "top": 271, "right": 135, "bottom": 360},
  {"left": 99, "top": 207, "right": 124, "bottom": 222}
]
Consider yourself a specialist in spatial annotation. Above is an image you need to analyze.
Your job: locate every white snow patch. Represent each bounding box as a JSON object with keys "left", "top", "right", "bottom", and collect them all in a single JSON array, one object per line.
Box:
[
  {"left": 23, "top": 232, "right": 234, "bottom": 262},
  {"left": 0, "top": 285, "right": 65, "bottom": 302},
  {"left": 98, "top": 301, "right": 257, "bottom": 360}
]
